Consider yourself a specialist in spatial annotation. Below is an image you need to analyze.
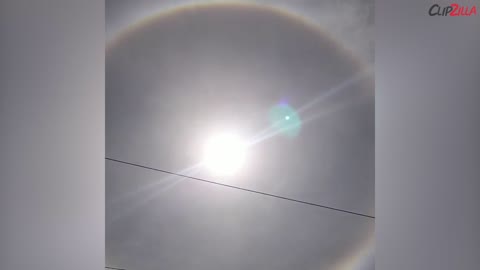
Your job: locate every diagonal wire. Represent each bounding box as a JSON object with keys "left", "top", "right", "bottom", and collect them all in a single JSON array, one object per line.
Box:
[
  {"left": 106, "top": 157, "right": 375, "bottom": 219},
  {"left": 106, "top": 267, "right": 127, "bottom": 270}
]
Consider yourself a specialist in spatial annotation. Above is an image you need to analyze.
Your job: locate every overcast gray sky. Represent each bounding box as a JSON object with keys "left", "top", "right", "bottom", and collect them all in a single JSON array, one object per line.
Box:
[
  {"left": 106, "top": 0, "right": 374, "bottom": 65},
  {"left": 106, "top": 1, "right": 374, "bottom": 269}
]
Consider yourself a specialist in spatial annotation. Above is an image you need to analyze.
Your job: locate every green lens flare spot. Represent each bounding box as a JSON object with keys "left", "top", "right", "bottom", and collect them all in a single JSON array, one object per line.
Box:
[{"left": 268, "top": 104, "right": 302, "bottom": 138}]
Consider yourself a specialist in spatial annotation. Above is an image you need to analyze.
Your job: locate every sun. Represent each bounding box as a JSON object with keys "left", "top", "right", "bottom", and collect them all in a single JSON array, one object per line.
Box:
[{"left": 202, "top": 132, "right": 248, "bottom": 176}]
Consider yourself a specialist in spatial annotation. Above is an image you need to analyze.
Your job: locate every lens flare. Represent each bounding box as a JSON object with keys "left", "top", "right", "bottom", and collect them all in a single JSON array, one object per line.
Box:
[{"left": 268, "top": 103, "right": 302, "bottom": 138}]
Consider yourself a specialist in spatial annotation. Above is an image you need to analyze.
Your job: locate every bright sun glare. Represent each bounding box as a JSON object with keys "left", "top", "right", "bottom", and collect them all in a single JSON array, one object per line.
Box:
[{"left": 202, "top": 132, "right": 248, "bottom": 176}]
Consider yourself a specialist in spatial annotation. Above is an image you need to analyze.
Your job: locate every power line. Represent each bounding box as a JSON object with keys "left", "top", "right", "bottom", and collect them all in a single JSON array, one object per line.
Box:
[
  {"left": 106, "top": 157, "right": 375, "bottom": 219},
  {"left": 106, "top": 267, "right": 126, "bottom": 270}
]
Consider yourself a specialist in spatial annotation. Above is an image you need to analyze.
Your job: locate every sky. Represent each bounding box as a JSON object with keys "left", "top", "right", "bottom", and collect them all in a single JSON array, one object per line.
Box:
[
  {"left": 106, "top": 0, "right": 374, "bottom": 65},
  {"left": 106, "top": 1, "right": 374, "bottom": 269}
]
